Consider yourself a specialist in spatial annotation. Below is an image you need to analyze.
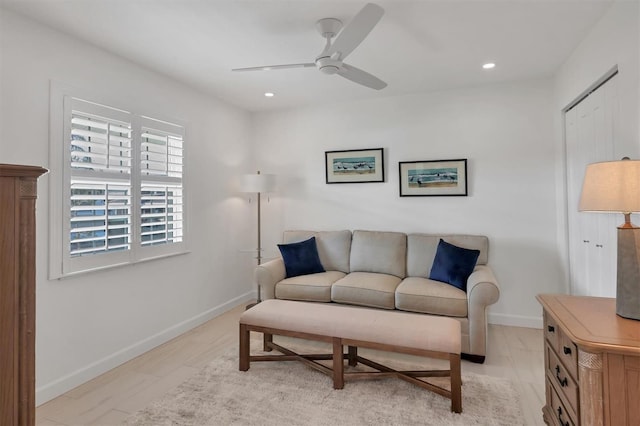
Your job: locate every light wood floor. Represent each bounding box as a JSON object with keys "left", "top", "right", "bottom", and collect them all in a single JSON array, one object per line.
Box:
[{"left": 36, "top": 303, "right": 546, "bottom": 425}]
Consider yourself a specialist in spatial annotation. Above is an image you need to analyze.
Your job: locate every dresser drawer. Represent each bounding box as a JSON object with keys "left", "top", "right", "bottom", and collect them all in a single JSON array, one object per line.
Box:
[
  {"left": 558, "top": 329, "right": 578, "bottom": 379},
  {"left": 546, "top": 344, "right": 579, "bottom": 417},
  {"left": 544, "top": 312, "right": 559, "bottom": 349},
  {"left": 547, "top": 380, "right": 577, "bottom": 426}
]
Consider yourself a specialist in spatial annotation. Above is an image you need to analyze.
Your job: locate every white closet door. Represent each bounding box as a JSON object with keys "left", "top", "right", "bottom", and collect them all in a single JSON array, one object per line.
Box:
[{"left": 565, "top": 74, "right": 618, "bottom": 297}]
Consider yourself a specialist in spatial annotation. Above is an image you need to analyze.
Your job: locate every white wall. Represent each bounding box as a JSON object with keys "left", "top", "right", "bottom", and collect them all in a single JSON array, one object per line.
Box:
[
  {"left": 553, "top": 1, "right": 639, "bottom": 293},
  {"left": 252, "top": 78, "right": 560, "bottom": 328},
  {"left": 0, "top": 10, "right": 256, "bottom": 404}
]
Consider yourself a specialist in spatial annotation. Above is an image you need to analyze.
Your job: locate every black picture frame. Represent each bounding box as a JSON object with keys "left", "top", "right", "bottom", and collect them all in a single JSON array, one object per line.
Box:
[{"left": 399, "top": 159, "right": 468, "bottom": 196}]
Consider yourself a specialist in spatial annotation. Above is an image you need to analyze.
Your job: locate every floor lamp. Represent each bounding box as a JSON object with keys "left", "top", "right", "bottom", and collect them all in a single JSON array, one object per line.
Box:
[
  {"left": 579, "top": 157, "right": 640, "bottom": 320},
  {"left": 241, "top": 171, "right": 276, "bottom": 304}
]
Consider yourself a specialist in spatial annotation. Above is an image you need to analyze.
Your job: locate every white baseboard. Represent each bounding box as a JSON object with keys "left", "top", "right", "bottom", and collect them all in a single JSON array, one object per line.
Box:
[
  {"left": 488, "top": 312, "right": 543, "bottom": 329},
  {"left": 36, "top": 291, "right": 255, "bottom": 406}
]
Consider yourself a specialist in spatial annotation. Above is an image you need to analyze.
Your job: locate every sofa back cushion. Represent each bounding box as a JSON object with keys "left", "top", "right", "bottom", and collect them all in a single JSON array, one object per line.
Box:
[
  {"left": 350, "top": 230, "right": 407, "bottom": 278},
  {"left": 406, "top": 234, "right": 488, "bottom": 278},
  {"left": 283, "top": 230, "right": 352, "bottom": 273}
]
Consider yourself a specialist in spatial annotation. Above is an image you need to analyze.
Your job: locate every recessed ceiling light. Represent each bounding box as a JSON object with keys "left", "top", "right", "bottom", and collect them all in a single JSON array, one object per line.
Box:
[
  {"left": 264, "top": 92, "right": 274, "bottom": 97},
  {"left": 483, "top": 63, "right": 496, "bottom": 70}
]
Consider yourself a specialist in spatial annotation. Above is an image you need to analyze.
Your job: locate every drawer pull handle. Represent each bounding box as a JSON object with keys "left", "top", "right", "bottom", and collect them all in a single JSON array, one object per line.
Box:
[
  {"left": 563, "top": 346, "right": 572, "bottom": 355},
  {"left": 555, "top": 365, "right": 568, "bottom": 387},
  {"left": 557, "top": 406, "right": 570, "bottom": 426},
  {"left": 547, "top": 325, "right": 555, "bottom": 333}
]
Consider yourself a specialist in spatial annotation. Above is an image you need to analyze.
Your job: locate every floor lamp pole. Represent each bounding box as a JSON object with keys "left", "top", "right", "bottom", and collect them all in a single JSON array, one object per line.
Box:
[
  {"left": 246, "top": 190, "right": 263, "bottom": 309},
  {"left": 255, "top": 171, "right": 264, "bottom": 304},
  {"left": 257, "top": 188, "right": 262, "bottom": 267}
]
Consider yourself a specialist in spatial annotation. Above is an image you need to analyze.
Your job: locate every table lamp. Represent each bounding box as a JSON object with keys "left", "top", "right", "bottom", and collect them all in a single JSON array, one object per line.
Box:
[
  {"left": 240, "top": 171, "right": 276, "bottom": 302},
  {"left": 579, "top": 157, "right": 640, "bottom": 320}
]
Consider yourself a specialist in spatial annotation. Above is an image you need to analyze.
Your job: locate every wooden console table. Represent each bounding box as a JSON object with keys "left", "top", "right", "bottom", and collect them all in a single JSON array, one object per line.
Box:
[
  {"left": 0, "top": 164, "right": 47, "bottom": 426},
  {"left": 537, "top": 294, "right": 640, "bottom": 426}
]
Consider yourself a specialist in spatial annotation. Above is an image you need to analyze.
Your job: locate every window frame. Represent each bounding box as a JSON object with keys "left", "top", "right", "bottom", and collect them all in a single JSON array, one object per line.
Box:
[{"left": 49, "top": 83, "right": 188, "bottom": 279}]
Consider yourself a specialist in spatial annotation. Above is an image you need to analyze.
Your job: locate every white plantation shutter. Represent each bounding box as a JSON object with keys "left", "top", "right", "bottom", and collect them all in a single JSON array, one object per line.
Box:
[
  {"left": 140, "top": 185, "right": 183, "bottom": 246},
  {"left": 69, "top": 182, "right": 132, "bottom": 255},
  {"left": 69, "top": 99, "right": 132, "bottom": 258},
  {"left": 54, "top": 94, "right": 187, "bottom": 277},
  {"left": 71, "top": 115, "right": 132, "bottom": 173},
  {"left": 140, "top": 130, "right": 183, "bottom": 177},
  {"left": 140, "top": 119, "right": 184, "bottom": 248}
]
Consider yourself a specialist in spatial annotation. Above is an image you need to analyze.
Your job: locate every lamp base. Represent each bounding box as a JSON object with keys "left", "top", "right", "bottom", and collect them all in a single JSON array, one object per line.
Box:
[{"left": 616, "top": 227, "right": 640, "bottom": 320}]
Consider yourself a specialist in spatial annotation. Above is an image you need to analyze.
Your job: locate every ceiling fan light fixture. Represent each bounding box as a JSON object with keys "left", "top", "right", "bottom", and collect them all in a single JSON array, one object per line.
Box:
[
  {"left": 483, "top": 62, "right": 496, "bottom": 69},
  {"left": 264, "top": 92, "right": 274, "bottom": 97},
  {"left": 320, "top": 65, "right": 339, "bottom": 75}
]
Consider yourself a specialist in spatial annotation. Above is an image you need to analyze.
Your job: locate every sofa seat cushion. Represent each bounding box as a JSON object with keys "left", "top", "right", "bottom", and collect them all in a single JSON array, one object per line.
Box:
[
  {"left": 331, "top": 272, "right": 402, "bottom": 310},
  {"left": 275, "top": 271, "right": 346, "bottom": 302},
  {"left": 395, "top": 277, "right": 468, "bottom": 317}
]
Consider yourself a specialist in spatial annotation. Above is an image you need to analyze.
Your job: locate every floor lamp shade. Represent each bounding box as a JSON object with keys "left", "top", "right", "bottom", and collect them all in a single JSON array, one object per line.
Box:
[
  {"left": 579, "top": 159, "right": 640, "bottom": 320},
  {"left": 240, "top": 172, "right": 276, "bottom": 194}
]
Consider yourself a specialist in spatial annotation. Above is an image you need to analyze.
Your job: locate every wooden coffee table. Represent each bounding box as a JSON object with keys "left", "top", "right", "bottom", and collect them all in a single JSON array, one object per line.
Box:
[{"left": 239, "top": 299, "right": 463, "bottom": 413}]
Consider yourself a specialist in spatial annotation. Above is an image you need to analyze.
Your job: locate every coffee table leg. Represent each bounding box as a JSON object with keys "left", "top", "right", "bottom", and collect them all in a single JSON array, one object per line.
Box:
[
  {"left": 333, "top": 337, "right": 344, "bottom": 389},
  {"left": 239, "top": 324, "right": 250, "bottom": 371},
  {"left": 348, "top": 345, "right": 358, "bottom": 366},
  {"left": 450, "top": 353, "right": 462, "bottom": 413},
  {"left": 263, "top": 332, "right": 273, "bottom": 352}
]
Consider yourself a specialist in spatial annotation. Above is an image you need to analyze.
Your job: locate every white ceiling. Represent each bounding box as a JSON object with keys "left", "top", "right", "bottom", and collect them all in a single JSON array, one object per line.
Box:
[{"left": 2, "top": 0, "right": 613, "bottom": 112}]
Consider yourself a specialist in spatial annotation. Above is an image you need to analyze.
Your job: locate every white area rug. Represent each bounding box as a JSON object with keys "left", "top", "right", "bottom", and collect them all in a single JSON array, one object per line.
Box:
[{"left": 124, "top": 349, "right": 524, "bottom": 425}]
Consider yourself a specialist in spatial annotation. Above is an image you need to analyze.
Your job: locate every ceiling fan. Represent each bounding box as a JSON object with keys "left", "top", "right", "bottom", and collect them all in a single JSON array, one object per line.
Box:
[{"left": 232, "top": 3, "right": 387, "bottom": 90}]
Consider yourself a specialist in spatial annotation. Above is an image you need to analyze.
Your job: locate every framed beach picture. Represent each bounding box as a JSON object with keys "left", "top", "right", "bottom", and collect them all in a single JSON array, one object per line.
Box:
[
  {"left": 325, "top": 148, "right": 384, "bottom": 184},
  {"left": 399, "top": 159, "right": 468, "bottom": 196}
]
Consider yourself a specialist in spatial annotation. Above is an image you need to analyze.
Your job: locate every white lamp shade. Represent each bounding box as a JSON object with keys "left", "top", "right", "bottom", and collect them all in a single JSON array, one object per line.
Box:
[
  {"left": 579, "top": 160, "right": 640, "bottom": 213},
  {"left": 240, "top": 172, "right": 276, "bottom": 193}
]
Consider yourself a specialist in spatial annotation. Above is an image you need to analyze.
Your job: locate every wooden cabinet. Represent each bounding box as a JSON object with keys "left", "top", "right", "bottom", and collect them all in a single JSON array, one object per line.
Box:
[
  {"left": 0, "top": 164, "right": 47, "bottom": 426},
  {"left": 537, "top": 294, "right": 640, "bottom": 426}
]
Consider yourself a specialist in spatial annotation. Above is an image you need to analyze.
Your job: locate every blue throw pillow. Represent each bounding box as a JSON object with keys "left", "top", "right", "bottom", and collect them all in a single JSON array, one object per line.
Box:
[
  {"left": 277, "top": 237, "right": 325, "bottom": 278},
  {"left": 429, "top": 239, "right": 480, "bottom": 292}
]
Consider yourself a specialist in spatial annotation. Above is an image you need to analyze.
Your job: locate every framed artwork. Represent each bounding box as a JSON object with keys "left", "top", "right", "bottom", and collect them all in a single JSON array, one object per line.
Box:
[
  {"left": 325, "top": 148, "right": 384, "bottom": 184},
  {"left": 399, "top": 159, "right": 468, "bottom": 197}
]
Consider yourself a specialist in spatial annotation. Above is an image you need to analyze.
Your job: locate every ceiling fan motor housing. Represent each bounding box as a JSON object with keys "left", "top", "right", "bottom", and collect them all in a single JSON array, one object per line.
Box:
[{"left": 316, "top": 56, "right": 341, "bottom": 74}]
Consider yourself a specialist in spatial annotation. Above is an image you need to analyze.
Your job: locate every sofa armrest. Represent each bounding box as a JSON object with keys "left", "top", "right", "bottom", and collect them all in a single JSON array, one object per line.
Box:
[
  {"left": 465, "top": 265, "right": 500, "bottom": 357},
  {"left": 467, "top": 265, "right": 500, "bottom": 308},
  {"left": 255, "top": 258, "right": 286, "bottom": 300}
]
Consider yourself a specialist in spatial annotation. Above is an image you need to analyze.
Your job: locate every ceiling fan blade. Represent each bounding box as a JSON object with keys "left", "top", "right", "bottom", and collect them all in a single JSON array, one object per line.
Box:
[
  {"left": 232, "top": 63, "right": 315, "bottom": 72},
  {"left": 326, "top": 3, "right": 384, "bottom": 60},
  {"left": 337, "top": 63, "right": 387, "bottom": 90}
]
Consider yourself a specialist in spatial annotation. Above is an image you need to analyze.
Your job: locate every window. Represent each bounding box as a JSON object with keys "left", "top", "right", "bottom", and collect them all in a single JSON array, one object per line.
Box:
[{"left": 50, "top": 93, "right": 186, "bottom": 278}]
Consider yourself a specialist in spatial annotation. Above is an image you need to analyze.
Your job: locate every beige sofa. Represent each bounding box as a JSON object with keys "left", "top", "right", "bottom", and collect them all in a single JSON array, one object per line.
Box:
[{"left": 255, "top": 230, "right": 500, "bottom": 363}]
